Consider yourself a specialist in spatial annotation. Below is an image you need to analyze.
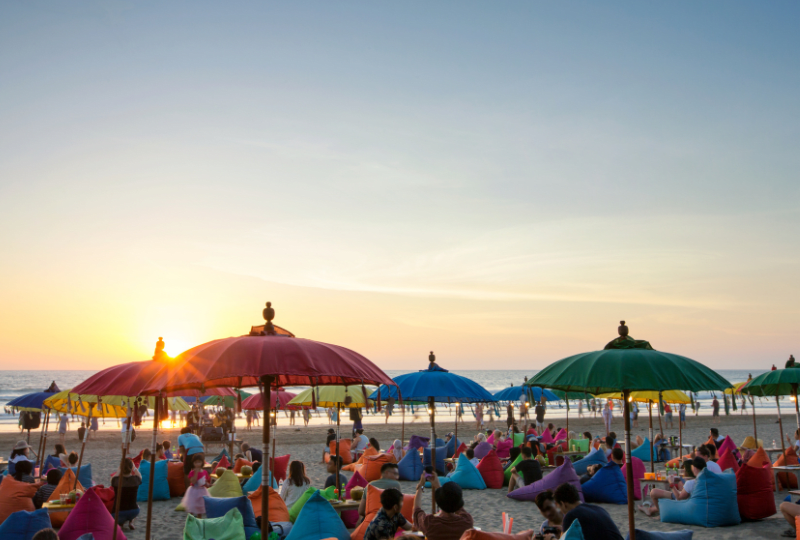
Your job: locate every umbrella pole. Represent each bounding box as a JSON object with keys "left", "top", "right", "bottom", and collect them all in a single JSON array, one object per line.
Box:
[
  {"left": 401, "top": 400, "right": 405, "bottom": 447},
  {"left": 335, "top": 404, "right": 341, "bottom": 501},
  {"left": 566, "top": 399, "right": 569, "bottom": 435},
  {"left": 794, "top": 385, "right": 800, "bottom": 431},
  {"left": 647, "top": 400, "right": 654, "bottom": 473},
  {"left": 112, "top": 410, "right": 132, "bottom": 540},
  {"left": 145, "top": 396, "right": 161, "bottom": 540},
  {"left": 429, "top": 397, "right": 437, "bottom": 514},
  {"left": 36, "top": 409, "right": 49, "bottom": 472},
  {"left": 657, "top": 392, "right": 664, "bottom": 438},
  {"left": 623, "top": 390, "right": 636, "bottom": 540},
  {"left": 74, "top": 406, "right": 92, "bottom": 490},
  {"left": 777, "top": 392, "right": 786, "bottom": 454},
  {"left": 261, "top": 376, "right": 273, "bottom": 540},
  {"left": 751, "top": 395, "right": 758, "bottom": 440},
  {"left": 454, "top": 400, "right": 458, "bottom": 453}
]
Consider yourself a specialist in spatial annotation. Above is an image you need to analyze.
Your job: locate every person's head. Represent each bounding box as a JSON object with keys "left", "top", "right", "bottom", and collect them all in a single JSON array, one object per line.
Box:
[
  {"left": 11, "top": 441, "right": 31, "bottom": 459},
  {"left": 547, "top": 423, "right": 554, "bottom": 431},
  {"left": 534, "top": 490, "right": 562, "bottom": 525},
  {"left": 697, "top": 445, "right": 712, "bottom": 461},
  {"left": 356, "top": 429, "right": 364, "bottom": 436},
  {"left": 582, "top": 432, "right": 591, "bottom": 440},
  {"left": 122, "top": 458, "right": 134, "bottom": 476},
  {"left": 327, "top": 428, "right": 335, "bottom": 435},
  {"left": 327, "top": 455, "right": 343, "bottom": 473},
  {"left": 379, "top": 487, "right": 404, "bottom": 515},
  {"left": 31, "top": 529, "right": 60, "bottom": 540},
  {"left": 163, "top": 440, "right": 171, "bottom": 450},
  {"left": 380, "top": 463, "right": 399, "bottom": 481},
  {"left": 521, "top": 446, "right": 533, "bottom": 459},
  {"left": 553, "top": 482, "right": 582, "bottom": 514},
  {"left": 587, "top": 464, "right": 602, "bottom": 476},
  {"left": 466, "top": 448, "right": 475, "bottom": 460},
  {"left": 509, "top": 447, "right": 521, "bottom": 462},
  {"left": 369, "top": 438, "right": 381, "bottom": 451},
  {"left": 54, "top": 444, "right": 66, "bottom": 456},
  {"left": 142, "top": 448, "right": 152, "bottom": 461},
  {"left": 240, "top": 442, "right": 250, "bottom": 452},
  {"left": 13, "top": 459, "right": 33, "bottom": 480},
  {"left": 434, "top": 481, "right": 464, "bottom": 514},
  {"left": 710, "top": 428, "right": 719, "bottom": 439},
  {"left": 611, "top": 448, "right": 624, "bottom": 464},
  {"left": 68, "top": 452, "right": 78, "bottom": 466},
  {"left": 795, "top": 429, "right": 800, "bottom": 441},
  {"left": 80, "top": 422, "right": 85, "bottom": 428},
  {"left": 156, "top": 443, "right": 164, "bottom": 456},
  {"left": 609, "top": 432, "right": 617, "bottom": 440},
  {"left": 691, "top": 456, "right": 706, "bottom": 477},
  {"left": 475, "top": 433, "right": 486, "bottom": 443},
  {"left": 180, "top": 427, "right": 191, "bottom": 435},
  {"left": 288, "top": 460, "right": 310, "bottom": 487},
  {"left": 192, "top": 454, "right": 204, "bottom": 469},
  {"left": 605, "top": 435, "right": 614, "bottom": 448},
  {"left": 46, "top": 468, "right": 62, "bottom": 486}
]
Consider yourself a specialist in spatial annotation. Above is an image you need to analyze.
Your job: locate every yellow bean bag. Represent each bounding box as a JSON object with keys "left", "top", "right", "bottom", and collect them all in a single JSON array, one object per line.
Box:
[{"left": 208, "top": 470, "right": 243, "bottom": 498}]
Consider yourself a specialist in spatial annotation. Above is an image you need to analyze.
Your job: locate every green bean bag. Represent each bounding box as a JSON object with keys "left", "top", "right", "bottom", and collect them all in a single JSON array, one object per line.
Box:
[
  {"left": 568, "top": 439, "right": 590, "bottom": 452},
  {"left": 288, "top": 486, "right": 336, "bottom": 523},
  {"left": 503, "top": 454, "right": 523, "bottom": 485},
  {"left": 184, "top": 507, "right": 246, "bottom": 540},
  {"left": 207, "top": 470, "right": 243, "bottom": 498}
]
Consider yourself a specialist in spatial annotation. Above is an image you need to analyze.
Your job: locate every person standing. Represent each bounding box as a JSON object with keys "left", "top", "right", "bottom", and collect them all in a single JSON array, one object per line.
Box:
[
  {"left": 602, "top": 402, "right": 612, "bottom": 435},
  {"left": 506, "top": 403, "right": 514, "bottom": 429},
  {"left": 475, "top": 403, "right": 483, "bottom": 430},
  {"left": 679, "top": 403, "right": 687, "bottom": 428},
  {"left": 711, "top": 396, "right": 720, "bottom": 424},
  {"left": 535, "top": 402, "right": 545, "bottom": 433},
  {"left": 57, "top": 413, "right": 69, "bottom": 447}
]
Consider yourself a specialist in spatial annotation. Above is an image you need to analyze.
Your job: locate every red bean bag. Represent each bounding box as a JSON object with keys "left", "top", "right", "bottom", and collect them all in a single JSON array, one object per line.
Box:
[
  {"left": 130, "top": 449, "right": 144, "bottom": 468},
  {"left": 736, "top": 463, "right": 776, "bottom": 520},
  {"left": 270, "top": 454, "right": 291, "bottom": 482},
  {"left": 46, "top": 469, "right": 84, "bottom": 528},
  {"left": 350, "top": 484, "right": 414, "bottom": 540},
  {"left": 477, "top": 450, "right": 504, "bottom": 489},
  {"left": 496, "top": 439, "right": 513, "bottom": 459},
  {"left": 234, "top": 458, "right": 253, "bottom": 474},
  {"left": 247, "top": 485, "right": 290, "bottom": 521},
  {"left": 621, "top": 456, "right": 646, "bottom": 500},
  {"left": 212, "top": 455, "right": 230, "bottom": 474},
  {"left": 454, "top": 442, "right": 467, "bottom": 458},
  {"left": 329, "top": 439, "right": 353, "bottom": 465},
  {"left": 774, "top": 447, "right": 799, "bottom": 489},
  {"left": 167, "top": 461, "right": 187, "bottom": 497},
  {"left": 747, "top": 447, "right": 774, "bottom": 491},
  {"left": 362, "top": 454, "right": 396, "bottom": 483},
  {"left": 546, "top": 441, "right": 569, "bottom": 466},
  {"left": 58, "top": 486, "right": 127, "bottom": 540},
  {"left": 0, "top": 476, "right": 39, "bottom": 526},
  {"left": 717, "top": 449, "right": 739, "bottom": 473},
  {"left": 91, "top": 485, "right": 116, "bottom": 514}
]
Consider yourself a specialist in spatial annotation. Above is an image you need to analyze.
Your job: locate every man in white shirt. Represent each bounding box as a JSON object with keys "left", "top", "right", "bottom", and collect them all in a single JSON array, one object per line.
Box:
[
  {"left": 698, "top": 445, "right": 722, "bottom": 473},
  {"left": 351, "top": 429, "right": 369, "bottom": 457}
]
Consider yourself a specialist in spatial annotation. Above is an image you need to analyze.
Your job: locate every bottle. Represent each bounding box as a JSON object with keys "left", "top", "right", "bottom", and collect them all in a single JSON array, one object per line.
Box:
[
  {"left": 774, "top": 439, "right": 777, "bottom": 448},
  {"left": 342, "top": 482, "right": 346, "bottom": 500}
]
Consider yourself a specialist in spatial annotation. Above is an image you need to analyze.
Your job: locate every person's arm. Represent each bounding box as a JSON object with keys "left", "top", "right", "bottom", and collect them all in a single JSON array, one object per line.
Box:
[
  {"left": 358, "top": 488, "right": 367, "bottom": 518},
  {"left": 413, "top": 473, "right": 426, "bottom": 510},
  {"left": 429, "top": 471, "right": 441, "bottom": 491}
]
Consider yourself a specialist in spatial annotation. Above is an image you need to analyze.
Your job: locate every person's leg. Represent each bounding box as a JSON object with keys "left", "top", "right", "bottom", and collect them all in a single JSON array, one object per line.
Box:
[
  {"left": 780, "top": 501, "right": 800, "bottom": 534},
  {"left": 640, "top": 488, "right": 672, "bottom": 516}
]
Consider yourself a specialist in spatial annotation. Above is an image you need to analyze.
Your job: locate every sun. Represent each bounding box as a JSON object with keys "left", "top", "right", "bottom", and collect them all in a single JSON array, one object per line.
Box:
[{"left": 162, "top": 338, "right": 193, "bottom": 358}]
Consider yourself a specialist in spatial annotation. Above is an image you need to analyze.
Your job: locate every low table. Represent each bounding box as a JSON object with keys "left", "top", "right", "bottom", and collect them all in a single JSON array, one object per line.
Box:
[
  {"left": 329, "top": 499, "right": 360, "bottom": 513},
  {"left": 773, "top": 466, "right": 800, "bottom": 493},
  {"left": 42, "top": 501, "right": 76, "bottom": 513},
  {"left": 765, "top": 448, "right": 786, "bottom": 457}
]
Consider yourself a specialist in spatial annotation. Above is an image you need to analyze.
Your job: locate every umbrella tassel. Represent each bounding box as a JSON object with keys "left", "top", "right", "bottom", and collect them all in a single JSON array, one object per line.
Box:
[{"left": 377, "top": 387, "right": 382, "bottom": 412}]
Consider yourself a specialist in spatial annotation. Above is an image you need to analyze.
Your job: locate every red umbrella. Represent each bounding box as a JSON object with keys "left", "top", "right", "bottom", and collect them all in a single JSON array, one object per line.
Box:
[
  {"left": 139, "top": 302, "right": 396, "bottom": 539},
  {"left": 241, "top": 389, "right": 305, "bottom": 410}
]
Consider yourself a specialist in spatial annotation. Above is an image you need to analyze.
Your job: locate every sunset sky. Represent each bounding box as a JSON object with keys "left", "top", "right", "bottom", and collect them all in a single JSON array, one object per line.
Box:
[{"left": 1, "top": 2, "right": 798, "bottom": 371}]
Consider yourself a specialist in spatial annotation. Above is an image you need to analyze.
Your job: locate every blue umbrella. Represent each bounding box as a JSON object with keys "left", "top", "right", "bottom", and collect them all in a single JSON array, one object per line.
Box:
[
  {"left": 493, "top": 385, "right": 558, "bottom": 403},
  {"left": 7, "top": 392, "right": 59, "bottom": 410}
]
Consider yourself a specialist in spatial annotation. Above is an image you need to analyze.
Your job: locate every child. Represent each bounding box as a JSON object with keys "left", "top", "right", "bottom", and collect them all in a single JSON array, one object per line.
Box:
[
  {"left": 162, "top": 440, "right": 173, "bottom": 460},
  {"left": 363, "top": 488, "right": 412, "bottom": 540},
  {"left": 181, "top": 454, "right": 211, "bottom": 517}
]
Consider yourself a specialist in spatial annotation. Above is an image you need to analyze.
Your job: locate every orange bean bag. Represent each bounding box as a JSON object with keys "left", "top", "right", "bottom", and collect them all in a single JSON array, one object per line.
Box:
[
  {"left": 362, "top": 454, "right": 396, "bottom": 483},
  {"left": 234, "top": 458, "right": 254, "bottom": 474},
  {"left": 705, "top": 437, "right": 719, "bottom": 459},
  {"left": 666, "top": 454, "right": 691, "bottom": 468},
  {"left": 329, "top": 439, "right": 353, "bottom": 465},
  {"left": 0, "top": 476, "right": 39, "bottom": 526},
  {"left": 717, "top": 449, "right": 740, "bottom": 474},
  {"left": 167, "top": 461, "right": 187, "bottom": 497},
  {"left": 477, "top": 450, "right": 504, "bottom": 489},
  {"left": 343, "top": 446, "right": 377, "bottom": 472},
  {"left": 747, "top": 447, "right": 774, "bottom": 491},
  {"left": 47, "top": 468, "right": 84, "bottom": 527},
  {"left": 350, "top": 484, "right": 414, "bottom": 540},
  {"left": 774, "top": 447, "right": 799, "bottom": 489},
  {"left": 247, "top": 485, "right": 290, "bottom": 521}
]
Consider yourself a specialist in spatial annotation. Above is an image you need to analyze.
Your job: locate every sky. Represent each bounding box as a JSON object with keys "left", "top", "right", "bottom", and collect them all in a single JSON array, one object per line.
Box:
[{"left": 1, "top": 2, "right": 798, "bottom": 371}]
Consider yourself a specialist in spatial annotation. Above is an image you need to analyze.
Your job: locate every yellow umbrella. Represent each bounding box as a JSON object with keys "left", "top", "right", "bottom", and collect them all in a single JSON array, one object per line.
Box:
[
  {"left": 288, "top": 385, "right": 381, "bottom": 408},
  {"left": 595, "top": 390, "right": 691, "bottom": 403},
  {"left": 44, "top": 391, "right": 127, "bottom": 418},
  {"left": 724, "top": 381, "right": 748, "bottom": 395}
]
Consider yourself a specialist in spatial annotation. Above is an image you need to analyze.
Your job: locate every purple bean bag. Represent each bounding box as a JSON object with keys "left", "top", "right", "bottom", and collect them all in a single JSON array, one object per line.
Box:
[
  {"left": 507, "top": 459, "right": 584, "bottom": 502},
  {"left": 406, "top": 435, "right": 430, "bottom": 451},
  {"left": 473, "top": 442, "right": 493, "bottom": 460}
]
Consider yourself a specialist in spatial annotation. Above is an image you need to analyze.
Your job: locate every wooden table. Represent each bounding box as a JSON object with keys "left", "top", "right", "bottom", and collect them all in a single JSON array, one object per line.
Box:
[
  {"left": 42, "top": 501, "right": 76, "bottom": 513},
  {"left": 765, "top": 448, "right": 786, "bottom": 458},
  {"left": 557, "top": 451, "right": 587, "bottom": 458},
  {"left": 329, "top": 499, "right": 360, "bottom": 513},
  {"left": 773, "top": 466, "right": 800, "bottom": 493}
]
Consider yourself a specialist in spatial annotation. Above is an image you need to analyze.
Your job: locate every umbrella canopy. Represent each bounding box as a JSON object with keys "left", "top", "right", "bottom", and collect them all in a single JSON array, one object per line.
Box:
[
  {"left": 724, "top": 381, "right": 750, "bottom": 395},
  {"left": 45, "top": 398, "right": 128, "bottom": 418},
  {"left": 594, "top": 390, "right": 692, "bottom": 404},
  {"left": 289, "top": 386, "right": 377, "bottom": 408},
  {"left": 201, "top": 389, "right": 252, "bottom": 408},
  {"left": 369, "top": 367, "right": 496, "bottom": 403},
  {"left": 242, "top": 389, "right": 305, "bottom": 410},
  {"left": 7, "top": 382, "right": 61, "bottom": 411},
  {"left": 550, "top": 389, "right": 594, "bottom": 402},
  {"left": 740, "top": 369, "right": 800, "bottom": 397},
  {"left": 44, "top": 391, "right": 190, "bottom": 414},
  {"left": 494, "top": 385, "right": 558, "bottom": 403}
]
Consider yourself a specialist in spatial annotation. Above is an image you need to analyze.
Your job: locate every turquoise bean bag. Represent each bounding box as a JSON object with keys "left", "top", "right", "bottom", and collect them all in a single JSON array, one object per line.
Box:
[
  {"left": 449, "top": 454, "right": 486, "bottom": 489},
  {"left": 0, "top": 508, "right": 52, "bottom": 540},
  {"left": 59, "top": 465, "right": 94, "bottom": 488},
  {"left": 398, "top": 448, "right": 423, "bottom": 481},
  {"left": 660, "top": 469, "right": 740, "bottom": 527},
  {"left": 444, "top": 437, "right": 461, "bottom": 458},
  {"left": 285, "top": 491, "right": 349, "bottom": 540},
  {"left": 561, "top": 518, "right": 584, "bottom": 539},
  {"left": 631, "top": 438, "right": 656, "bottom": 462},
  {"left": 242, "top": 470, "right": 277, "bottom": 494},
  {"left": 583, "top": 462, "right": 627, "bottom": 504},
  {"left": 572, "top": 450, "right": 607, "bottom": 475},
  {"left": 137, "top": 459, "right": 170, "bottom": 501}
]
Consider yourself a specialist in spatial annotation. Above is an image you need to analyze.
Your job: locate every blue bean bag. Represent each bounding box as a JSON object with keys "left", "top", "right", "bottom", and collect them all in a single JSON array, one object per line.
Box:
[
  {"left": 631, "top": 438, "right": 656, "bottom": 462},
  {"left": 424, "top": 476, "right": 453, "bottom": 488},
  {"left": 660, "top": 469, "right": 740, "bottom": 527},
  {"left": 59, "top": 465, "right": 94, "bottom": 488},
  {"left": 398, "top": 448, "right": 423, "bottom": 481},
  {"left": 212, "top": 448, "right": 231, "bottom": 464},
  {"left": 448, "top": 454, "right": 486, "bottom": 489},
  {"left": 626, "top": 530, "right": 693, "bottom": 540},
  {"left": 0, "top": 508, "right": 52, "bottom": 540},
  {"left": 561, "top": 517, "right": 584, "bottom": 539},
  {"left": 285, "top": 491, "right": 349, "bottom": 540},
  {"left": 444, "top": 437, "right": 461, "bottom": 458},
  {"left": 572, "top": 449, "right": 607, "bottom": 475},
  {"left": 137, "top": 459, "right": 170, "bottom": 501},
  {"left": 583, "top": 462, "right": 627, "bottom": 504},
  {"left": 242, "top": 470, "right": 277, "bottom": 494},
  {"left": 42, "top": 455, "right": 62, "bottom": 473},
  {"left": 204, "top": 496, "right": 259, "bottom": 540},
  {"left": 435, "top": 438, "right": 445, "bottom": 447},
  {"left": 423, "top": 446, "right": 446, "bottom": 473}
]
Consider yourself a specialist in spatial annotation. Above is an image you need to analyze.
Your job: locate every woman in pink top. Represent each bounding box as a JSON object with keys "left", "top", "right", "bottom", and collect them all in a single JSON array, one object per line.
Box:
[{"left": 181, "top": 454, "right": 211, "bottom": 517}]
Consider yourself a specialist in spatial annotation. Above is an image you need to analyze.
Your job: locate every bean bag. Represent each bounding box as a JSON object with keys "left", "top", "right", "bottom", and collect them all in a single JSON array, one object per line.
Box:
[
  {"left": 204, "top": 495, "right": 258, "bottom": 539},
  {"left": 285, "top": 491, "right": 349, "bottom": 540},
  {"left": 474, "top": 442, "right": 493, "bottom": 460},
  {"left": 42, "top": 455, "right": 62, "bottom": 474},
  {"left": 0, "top": 477, "right": 39, "bottom": 526},
  {"left": 184, "top": 507, "right": 245, "bottom": 540},
  {"left": 407, "top": 435, "right": 429, "bottom": 450},
  {"left": 271, "top": 454, "right": 291, "bottom": 482},
  {"left": 717, "top": 449, "right": 739, "bottom": 474},
  {"left": 435, "top": 438, "right": 445, "bottom": 447},
  {"left": 329, "top": 438, "right": 353, "bottom": 466},
  {"left": 632, "top": 438, "right": 657, "bottom": 462},
  {"left": 507, "top": 459, "right": 583, "bottom": 502},
  {"left": 735, "top": 463, "right": 775, "bottom": 520},
  {"left": 59, "top": 465, "right": 94, "bottom": 489},
  {"left": 741, "top": 436, "right": 762, "bottom": 451},
  {"left": 454, "top": 442, "right": 467, "bottom": 458},
  {"left": 362, "top": 454, "right": 395, "bottom": 483},
  {"left": 555, "top": 429, "right": 567, "bottom": 441},
  {"left": 289, "top": 486, "right": 336, "bottom": 523},
  {"left": 445, "top": 437, "right": 461, "bottom": 458},
  {"left": 341, "top": 471, "right": 367, "bottom": 528},
  {"left": 233, "top": 458, "right": 253, "bottom": 474},
  {"left": 211, "top": 448, "right": 231, "bottom": 464},
  {"left": 449, "top": 454, "right": 486, "bottom": 490},
  {"left": 660, "top": 469, "right": 740, "bottom": 527},
  {"left": 547, "top": 441, "right": 569, "bottom": 467},
  {"left": 486, "top": 433, "right": 496, "bottom": 444},
  {"left": 91, "top": 485, "right": 116, "bottom": 514},
  {"left": 625, "top": 530, "right": 693, "bottom": 540},
  {"left": 212, "top": 455, "right": 231, "bottom": 474},
  {"left": 350, "top": 485, "right": 414, "bottom": 540},
  {"left": 541, "top": 430, "right": 554, "bottom": 444},
  {"left": 718, "top": 436, "right": 741, "bottom": 464},
  {"left": 461, "top": 529, "right": 538, "bottom": 540},
  {"left": 58, "top": 486, "right": 127, "bottom": 540},
  {"left": 168, "top": 461, "right": 187, "bottom": 497},
  {"left": 561, "top": 518, "right": 584, "bottom": 539},
  {"left": 568, "top": 439, "right": 590, "bottom": 452},
  {"left": 342, "top": 447, "right": 377, "bottom": 472},
  {"left": 0, "top": 508, "right": 52, "bottom": 540},
  {"left": 130, "top": 450, "right": 144, "bottom": 468},
  {"left": 746, "top": 447, "right": 774, "bottom": 490},
  {"left": 136, "top": 459, "right": 169, "bottom": 501},
  {"left": 572, "top": 449, "right": 607, "bottom": 475},
  {"left": 398, "top": 448, "right": 423, "bottom": 481},
  {"left": 476, "top": 450, "right": 504, "bottom": 489},
  {"left": 622, "top": 456, "right": 646, "bottom": 501},
  {"left": 47, "top": 469, "right": 83, "bottom": 527},
  {"left": 513, "top": 433, "right": 526, "bottom": 447},
  {"left": 243, "top": 469, "right": 277, "bottom": 495},
  {"left": 503, "top": 454, "right": 523, "bottom": 485},
  {"left": 774, "top": 447, "right": 799, "bottom": 489},
  {"left": 247, "top": 485, "right": 290, "bottom": 521},
  {"left": 208, "top": 469, "right": 243, "bottom": 498},
  {"left": 423, "top": 446, "right": 446, "bottom": 474},
  {"left": 424, "top": 476, "right": 452, "bottom": 489},
  {"left": 583, "top": 462, "right": 627, "bottom": 504},
  {"left": 496, "top": 439, "right": 513, "bottom": 459}
]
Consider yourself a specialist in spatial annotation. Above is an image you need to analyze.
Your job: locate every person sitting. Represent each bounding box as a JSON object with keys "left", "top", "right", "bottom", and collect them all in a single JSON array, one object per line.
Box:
[
  {"left": 155, "top": 443, "right": 167, "bottom": 461},
  {"left": 321, "top": 429, "right": 337, "bottom": 463},
  {"left": 8, "top": 440, "right": 32, "bottom": 476},
  {"left": 324, "top": 455, "right": 347, "bottom": 489},
  {"left": 546, "top": 423, "right": 556, "bottom": 439},
  {"left": 162, "top": 440, "right": 174, "bottom": 460},
  {"left": 710, "top": 428, "right": 724, "bottom": 449},
  {"left": 352, "top": 429, "right": 370, "bottom": 458},
  {"left": 780, "top": 492, "right": 800, "bottom": 538},
  {"left": 466, "top": 448, "right": 479, "bottom": 467},
  {"left": 31, "top": 529, "right": 59, "bottom": 540},
  {"left": 391, "top": 439, "right": 403, "bottom": 462},
  {"left": 534, "top": 490, "right": 564, "bottom": 538},
  {"left": 112, "top": 458, "right": 142, "bottom": 530},
  {"left": 582, "top": 432, "right": 592, "bottom": 441},
  {"left": 358, "top": 463, "right": 403, "bottom": 522},
  {"left": 241, "top": 442, "right": 263, "bottom": 464},
  {"left": 508, "top": 446, "right": 542, "bottom": 493},
  {"left": 363, "top": 488, "right": 413, "bottom": 540},
  {"left": 580, "top": 464, "right": 602, "bottom": 485},
  {"left": 369, "top": 438, "right": 381, "bottom": 453},
  {"left": 413, "top": 471, "right": 473, "bottom": 540},
  {"left": 638, "top": 456, "right": 705, "bottom": 517},
  {"left": 603, "top": 436, "right": 615, "bottom": 458},
  {"left": 610, "top": 448, "right": 624, "bottom": 467},
  {"left": 13, "top": 460, "right": 36, "bottom": 484},
  {"left": 697, "top": 445, "right": 721, "bottom": 473},
  {"left": 279, "top": 461, "right": 311, "bottom": 509},
  {"left": 504, "top": 447, "right": 521, "bottom": 470},
  {"left": 34, "top": 469, "right": 62, "bottom": 509},
  {"left": 141, "top": 449, "right": 152, "bottom": 463},
  {"left": 66, "top": 451, "right": 79, "bottom": 468},
  {"left": 491, "top": 430, "right": 503, "bottom": 446},
  {"left": 545, "top": 482, "right": 623, "bottom": 540},
  {"left": 48, "top": 444, "right": 67, "bottom": 467},
  {"left": 787, "top": 428, "right": 800, "bottom": 454}
]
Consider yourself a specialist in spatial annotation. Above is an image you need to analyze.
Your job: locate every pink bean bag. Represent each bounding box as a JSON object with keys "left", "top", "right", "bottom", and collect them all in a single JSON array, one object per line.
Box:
[
  {"left": 718, "top": 449, "right": 740, "bottom": 473},
  {"left": 486, "top": 433, "right": 495, "bottom": 444},
  {"left": 555, "top": 429, "right": 567, "bottom": 441},
  {"left": 343, "top": 470, "right": 368, "bottom": 528},
  {"left": 621, "top": 456, "right": 646, "bottom": 500},
  {"left": 58, "top": 487, "right": 126, "bottom": 540},
  {"left": 507, "top": 459, "right": 583, "bottom": 502},
  {"left": 718, "top": 435, "right": 742, "bottom": 464},
  {"left": 495, "top": 439, "right": 513, "bottom": 459},
  {"left": 473, "top": 442, "right": 493, "bottom": 460},
  {"left": 270, "top": 454, "right": 291, "bottom": 482},
  {"left": 541, "top": 430, "right": 554, "bottom": 444},
  {"left": 476, "top": 450, "right": 504, "bottom": 489}
]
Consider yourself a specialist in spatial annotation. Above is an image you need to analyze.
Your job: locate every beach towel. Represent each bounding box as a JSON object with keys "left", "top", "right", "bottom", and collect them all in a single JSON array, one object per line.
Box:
[
  {"left": 183, "top": 507, "right": 245, "bottom": 540},
  {"left": 207, "top": 469, "right": 243, "bottom": 498},
  {"left": 746, "top": 447, "right": 774, "bottom": 490},
  {"left": 473, "top": 442, "right": 493, "bottom": 460},
  {"left": 507, "top": 459, "right": 583, "bottom": 502},
  {"left": 572, "top": 449, "right": 607, "bottom": 475},
  {"left": 477, "top": 450, "right": 504, "bottom": 489},
  {"left": 736, "top": 463, "right": 775, "bottom": 520},
  {"left": 167, "top": 461, "right": 187, "bottom": 497},
  {"left": 622, "top": 456, "right": 646, "bottom": 500},
  {"left": 0, "top": 508, "right": 52, "bottom": 540},
  {"left": 583, "top": 462, "right": 627, "bottom": 504},
  {"left": 286, "top": 492, "right": 349, "bottom": 540},
  {"left": 774, "top": 447, "right": 799, "bottom": 488},
  {"left": 423, "top": 446, "right": 446, "bottom": 474},
  {"left": 449, "top": 454, "right": 486, "bottom": 490},
  {"left": 398, "top": 448, "right": 423, "bottom": 481},
  {"left": 243, "top": 470, "right": 277, "bottom": 495},
  {"left": 625, "top": 530, "right": 693, "bottom": 539},
  {"left": 203, "top": 495, "right": 259, "bottom": 540},
  {"left": 495, "top": 439, "right": 513, "bottom": 459},
  {"left": 58, "top": 486, "right": 127, "bottom": 540},
  {"left": 247, "top": 486, "right": 290, "bottom": 521},
  {"left": 717, "top": 449, "right": 739, "bottom": 474},
  {"left": 362, "top": 453, "right": 396, "bottom": 482},
  {"left": 349, "top": 485, "right": 414, "bottom": 540},
  {"left": 271, "top": 454, "right": 292, "bottom": 481},
  {"left": 660, "top": 469, "right": 740, "bottom": 527},
  {"left": 46, "top": 469, "right": 83, "bottom": 527}
]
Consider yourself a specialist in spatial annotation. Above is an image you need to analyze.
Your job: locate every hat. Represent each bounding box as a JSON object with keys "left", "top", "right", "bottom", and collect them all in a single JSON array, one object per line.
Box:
[{"left": 13, "top": 440, "right": 31, "bottom": 451}]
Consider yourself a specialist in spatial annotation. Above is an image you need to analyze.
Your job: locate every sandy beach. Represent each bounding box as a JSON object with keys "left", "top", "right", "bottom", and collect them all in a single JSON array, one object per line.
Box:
[{"left": 4, "top": 411, "right": 794, "bottom": 539}]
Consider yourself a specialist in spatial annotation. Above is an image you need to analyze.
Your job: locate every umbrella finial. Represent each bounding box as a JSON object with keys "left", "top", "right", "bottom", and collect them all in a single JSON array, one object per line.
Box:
[
  {"left": 263, "top": 301, "right": 276, "bottom": 336},
  {"left": 618, "top": 321, "right": 628, "bottom": 337},
  {"left": 153, "top": 337, "right": 168, "bottom": 360}
]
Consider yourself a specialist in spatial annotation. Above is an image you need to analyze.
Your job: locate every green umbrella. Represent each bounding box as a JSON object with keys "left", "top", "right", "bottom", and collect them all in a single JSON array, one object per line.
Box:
[
  {"left": 740, "top": 366, "right": 800, "bottom": 452},
  {"left": 202, "top": 389, "right": 252, "bottom": 408},
  {"left": 527, "top": 321, "right": 732, "bottom": 540}
]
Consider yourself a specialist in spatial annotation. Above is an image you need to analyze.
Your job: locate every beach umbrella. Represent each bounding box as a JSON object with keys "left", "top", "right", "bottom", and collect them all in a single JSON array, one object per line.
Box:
[
  {"left": 201, "top": 389, "right": 252, "bottom": 409},
  {"left": 741, "top": 365, "right": 800, "bottom": 450},
  {"left": 8, "top": 382, "right": 61, "bottom": 469},
  {"left": 134, "top": 303, "right": 396, "bottom": 540},
  {"left": 527, "top": 321, "right": 732, "bottom": 540},
  {"left": 242, "top": 389, "right": 304, "bottom": 410}
]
